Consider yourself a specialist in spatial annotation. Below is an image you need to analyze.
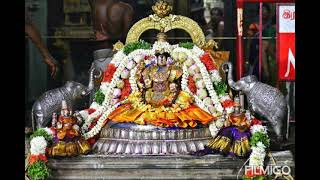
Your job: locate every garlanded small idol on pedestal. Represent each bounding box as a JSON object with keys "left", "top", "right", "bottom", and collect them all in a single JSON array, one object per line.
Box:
[
  {"left": 47, "top": 100, "right": 91, "bottom": 157},
  {"left": 192, "top": 96, "right": 252, "bottom": 158}
]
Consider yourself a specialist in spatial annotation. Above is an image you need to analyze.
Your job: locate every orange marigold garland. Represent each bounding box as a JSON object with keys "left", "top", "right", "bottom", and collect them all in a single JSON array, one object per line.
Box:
[
  {"left": 29, "top": 154, "right": 48, "bottom": 165},
  {"left": 188, "top": 76, "right": 197, "bottom": 94},
  {"left": 200, "top": 51, "right": 217, "bottom": 71},
  {"left": 120, "top": 79, "right": 131, "bottom": 100},
  {"left": 221, "top": 99, "right": 235, "bottom": 109},
  {"left": 102, "top": 64, "right": 117, "bottom": 82}
]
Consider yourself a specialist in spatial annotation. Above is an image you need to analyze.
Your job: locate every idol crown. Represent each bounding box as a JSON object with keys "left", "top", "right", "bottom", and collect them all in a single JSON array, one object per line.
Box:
[{"left": 152, "top": 0, "right": 172, "bottom": 18}]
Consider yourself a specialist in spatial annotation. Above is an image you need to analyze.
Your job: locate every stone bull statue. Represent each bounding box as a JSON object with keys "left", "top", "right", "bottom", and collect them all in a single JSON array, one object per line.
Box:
[
  {"left": 31, "top": 68, "right": 96, "bottom": 130},
  {"left": 222, "top": 62, "right": 288, "bottom": 141}
]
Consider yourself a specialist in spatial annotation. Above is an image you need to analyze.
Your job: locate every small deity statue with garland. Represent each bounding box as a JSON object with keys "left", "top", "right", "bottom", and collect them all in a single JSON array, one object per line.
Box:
[
  {"left": 47, "top": 100, "right": 91, "bottom": 157},
  {"left": 192, "top": 96, "right": 252, "bottom": 157}
]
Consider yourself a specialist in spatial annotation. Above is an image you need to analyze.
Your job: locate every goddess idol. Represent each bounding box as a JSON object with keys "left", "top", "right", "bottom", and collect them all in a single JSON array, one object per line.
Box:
[
  {"left": 78, "top": 0, "right": 235, "bottom": 155},
  {"left": 107, "top": 33, "right": 215, "bottom": 128}
]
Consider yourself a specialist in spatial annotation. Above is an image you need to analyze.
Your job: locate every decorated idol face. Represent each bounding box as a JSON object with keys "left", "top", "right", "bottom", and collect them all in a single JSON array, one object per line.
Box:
[
  {"left": 234, "top": 106, "right": 241, "bottom": 114},
  {"left": 157, "top": 54, "right": 167, "bottom": 66}
]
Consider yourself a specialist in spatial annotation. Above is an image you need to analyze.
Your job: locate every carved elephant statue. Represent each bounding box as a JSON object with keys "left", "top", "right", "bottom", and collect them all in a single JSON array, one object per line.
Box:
[
  {"left": 88, "top": 49, "right": 113, "bottom": 104},
  {"left": 31, "top": 68, "right": 96, "bottom": 130},
  {"left": 222, "top": 62, "right": 288, "bottom": 141}
]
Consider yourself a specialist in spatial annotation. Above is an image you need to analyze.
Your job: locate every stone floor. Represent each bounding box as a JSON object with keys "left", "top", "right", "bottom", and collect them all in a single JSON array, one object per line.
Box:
[{"left": 47, "top": 151, "right": 294, "bottom": 179}]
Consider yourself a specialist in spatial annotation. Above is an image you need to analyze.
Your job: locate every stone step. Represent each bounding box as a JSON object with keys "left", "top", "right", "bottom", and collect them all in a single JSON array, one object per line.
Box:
[{"left": 48, "top": 151, "right": 294, "bottom": 179}]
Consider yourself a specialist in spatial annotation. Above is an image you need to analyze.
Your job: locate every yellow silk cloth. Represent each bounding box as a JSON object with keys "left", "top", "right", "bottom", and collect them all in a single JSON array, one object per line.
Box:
[
  {"left": 108, "top": 104, "right": 215, "bottom": 128},
  {"left": 207, "top": 135, "right": 251, "bottom": 157},
  {"left": 48, "top": 138, "right": 91, "bottom": 157}
]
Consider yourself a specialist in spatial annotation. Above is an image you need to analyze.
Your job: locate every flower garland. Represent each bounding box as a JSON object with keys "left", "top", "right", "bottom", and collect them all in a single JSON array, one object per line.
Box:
[
  {"left": 102, "top": 64, "right": 117, "bottom": 82},
  {"left": 80, "top": 41, "right": 233, "bottom": 139},
  {"left": 192, "top": 45, "right": 205, "bottom": 57},
  {"left": 187, "top": 76, "right": 197, "bottom": 94},
  {"left": 152, "top": 41, "right": 173, "bottom": 53},
  {"left": 208, "top": 117, "right": 226, "bottom": 137},
  {"left": 94, "top": 89, "right": 105, "bottom": 105},
  {"left": 219, "top": 94, "right": 235, "bottom": 114},
  {"left": 110, "top": 50, "right": 125, "bottom": 67},
  {"left": 120, "top": 79, "right": 131, "bottom": 101},
  {"left": 129, "top": 65, "right": 139, "bottom": 92},
  {"left": 83, "top": 102, "right": 123, "bottom": 139},
  {"left": 179, "top": 42, "right": 194, "bottom": 49},
  {"left": 181, "top": 63, "right": 207, "bottom": 112},
  {"left": 26, "top": 128, "right": 54, "bottom": 180},
  {"left": 123, "top": 40, "right": 151, "bottom": 55},
  {"left": 81, "top": 54, "right": 129, "bottom": 134},
  {"left": 243, "top": 118, "right": 270, "bottom": 179},
  {"left": 171, "top": 47, "right": 223, "bottom": 114},
  {"left": 190, "top": 50, "right": 224, "bottom": 114},
  {"left": 200, "top": 51, "right": 217, "bottom": 72},
  {"left": 81, "top": 49, "right": 154, "bottom": 139}
]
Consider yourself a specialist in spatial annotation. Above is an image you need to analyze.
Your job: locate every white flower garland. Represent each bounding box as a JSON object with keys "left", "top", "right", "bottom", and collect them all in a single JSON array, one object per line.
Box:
[
  {"left": 29, "top": 128, "right": 54, "bottom": 156},
  {"left": 210, "top": 70, "right": 222, "bottom": 83},
  {"left": 83, "top": 102, "right": 121, "bottom": 139},
  {"left": 251, "top": 124, "right": 268, "bottom": 135},
  {"left": 191, "top": 45, "right": 205, "bottom": 57},
  {"left": 129, "top": 66, "right": 139, "bottom": 92},
  {"left": 180, "top": 63, "right": 189, "bottom": 91},
  {"left": 30, "top": 136, "right": 47, "bottom": 155},
  {"left": 249, "top": 144, "right": 266, "bottom": 167},
  {"left": 208, "top": 117, "right": 225, "bottom": 137},
  {"left": 128, "top": 49, "right": 154, "bottom": 62},
  {"left": 100, "top": 82, "right": 109, "bottom": 94},
  {"left": 152, "top": 40, "right": 172, "bottom": 54},
  {"left": 248, "top": 124, "right": 269, "bottom": 168},
  {"left": 110, "top": 50, "right": 126, "bottom": 67},
  {"left": 90, "top": 102, "right": 101, "bottom": 110}
]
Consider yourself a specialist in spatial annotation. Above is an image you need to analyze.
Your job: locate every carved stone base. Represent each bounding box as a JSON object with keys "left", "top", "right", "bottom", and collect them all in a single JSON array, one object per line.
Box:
[
  {"left": 93, "top": 125, "right": 212, "bottom": 155},
  {"left": 47, "top": 151, "right": 295, "bottom": 179}
]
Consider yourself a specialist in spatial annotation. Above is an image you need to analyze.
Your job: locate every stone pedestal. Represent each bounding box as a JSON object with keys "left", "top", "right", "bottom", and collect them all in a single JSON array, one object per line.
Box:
[{"left": 48, "top": 151, "right": 294, "bottom": 179}]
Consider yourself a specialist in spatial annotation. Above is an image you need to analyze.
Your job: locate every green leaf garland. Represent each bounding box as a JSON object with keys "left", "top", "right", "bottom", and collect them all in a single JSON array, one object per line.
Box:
[
  {"left": 250, "top": 132, "right": 270, "bottom": 148},
  {"left": 27, "top": 160, "right": 50, "bottom": 180},
  {"left": 214, "top": 81, "right": 227, "bottom": 96},
  {"left": 179, "top": 42, "right": 194, "bottom": 49},
  {"left": 123, "top": 40, "right": 151, "bottom": 55},
  {"left": 94, "top": 89, "right": 105, "bottom": 105}
]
